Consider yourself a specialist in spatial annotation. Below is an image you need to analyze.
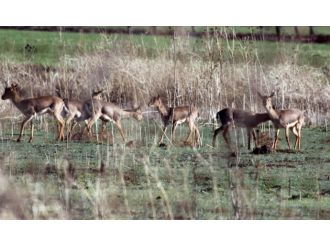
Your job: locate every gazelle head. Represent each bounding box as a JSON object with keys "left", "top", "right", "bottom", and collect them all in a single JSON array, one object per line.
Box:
[
  {"left": 257, "top": 91, "right": 275, "bottom": 111},
  {"left": 148, "top": 95, "right": 161, "bottom": 107},
  {"left": 133, "top": 106, "right": 143, "bottom": 121},
  {"left": 92, "top": 89, "right": 104, "bottom": 100},
  {"left": 2, "top": 84, "right": 19, "bottom": 100}
]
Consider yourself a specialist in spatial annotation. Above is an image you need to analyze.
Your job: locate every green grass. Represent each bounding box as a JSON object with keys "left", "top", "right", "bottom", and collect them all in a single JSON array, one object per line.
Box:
[
  {"left": 0, "top": 29, "right": 172, "bottom": 65},
  {"left": 1, "top": 119, "right": 329, "bottom": 219},
  {"left": 0, "top": 29, "right": 103, "bottom": 65},
  {"left": 1, "top": 29, "right": 330, "bottom": 67}
]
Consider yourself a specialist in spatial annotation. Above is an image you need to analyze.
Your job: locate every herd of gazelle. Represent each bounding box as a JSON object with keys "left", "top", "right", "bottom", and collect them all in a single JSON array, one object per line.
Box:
[{"left": 1, "top": 84, "right": 304, "bottom": 151}]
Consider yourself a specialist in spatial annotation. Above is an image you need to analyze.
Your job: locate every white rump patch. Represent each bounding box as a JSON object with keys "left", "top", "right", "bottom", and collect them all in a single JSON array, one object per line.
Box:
[
  {"left": 38, "top": 108, "right": 51, "bottom": 115},
  {"left": 176, "top": 118, "right": 187, "bottom": 125},
  {"left": 76, "top": 111, "right": 82, "bottom": 118},
  {"left": 102, "top": 114, "right": 115, "bottom": 122}
]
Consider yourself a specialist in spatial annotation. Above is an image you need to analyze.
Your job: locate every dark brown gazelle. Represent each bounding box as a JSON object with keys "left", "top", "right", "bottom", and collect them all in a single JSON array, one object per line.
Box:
[
  {"left": 1, "top": 84, "right": 66, "bottom": 142},
  {"left": 212, "top": 108, "right": 271, "bottom": 150},
  {"left": 257, "top": 92, "right": 304, "bottom": 150},
  {"left": 84, "top": 94, "right": 143, "bottom": 142},
  {"left": 148, "top": 95, "right": 200, "bottom": 146}
]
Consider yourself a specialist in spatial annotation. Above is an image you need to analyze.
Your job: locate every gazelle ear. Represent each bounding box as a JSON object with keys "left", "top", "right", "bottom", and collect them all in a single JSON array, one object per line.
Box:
[
  {"left": 270, "top": 91, "right": 275, "bottom": 97},
  {"left": 92, "top": 89, "right": 103, "bottom": 96},
  {"left": 4, "top": 80, "right": 9, "bottom": 87}
]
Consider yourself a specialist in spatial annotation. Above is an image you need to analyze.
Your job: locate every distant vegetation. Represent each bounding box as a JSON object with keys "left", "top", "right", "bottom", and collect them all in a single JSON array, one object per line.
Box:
[
  {"left": 1, "top": 27, "right": 330, "bottom": 66},
  {"left": 4, "top": 26, "right": 330, "bottom": 36}
]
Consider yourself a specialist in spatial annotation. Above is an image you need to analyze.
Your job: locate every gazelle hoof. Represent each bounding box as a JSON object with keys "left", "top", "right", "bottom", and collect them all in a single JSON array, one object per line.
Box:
[
  {"left": 159, "top": 143, "right": 167, "bottom": 148},
  {"left": 230, "top": 152, "right": 237, "bottom": 157}
]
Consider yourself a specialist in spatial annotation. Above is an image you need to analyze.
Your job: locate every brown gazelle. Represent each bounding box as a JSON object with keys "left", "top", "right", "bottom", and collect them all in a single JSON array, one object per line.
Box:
[
  {"left": 212, "top": 108, "right": 271, "bottom": 150},
  {"left": 1, "top": 84, "right": 66, "bottom": 142},
  {"left": 148, "top": 95, "right": 200, "bottom": 146},
  {"left": 257, "top": 92, "right": 304, "bottom": 150},
  {"left": 63, "top": 90, "right": 104, "bottom": 139},
  {"left": 84, "top": 97, "right": 143, "bottom": 142}
]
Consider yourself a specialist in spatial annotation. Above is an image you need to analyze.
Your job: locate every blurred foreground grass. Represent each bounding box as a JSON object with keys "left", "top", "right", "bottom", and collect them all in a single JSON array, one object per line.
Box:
[{"left": 0, "top": 120, "right": 329, "bottom": 219}]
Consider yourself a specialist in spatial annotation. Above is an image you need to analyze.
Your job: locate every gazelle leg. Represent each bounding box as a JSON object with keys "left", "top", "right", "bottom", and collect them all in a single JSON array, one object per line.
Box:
[
  {"left": 294, "top": 124, "right": 302, "bottom": 150},
  {"left": 159, "top": 126, "right": 167, "bottom": 144},
  {"left": 54, "top": 113, "right": 65, "bottom": 141},
  {"left": 28, "top": 120, "right": 34, "bottom": 143},
  {"left": 285, "top": 127, "right": 291, "bottom": 149},
  {"left": 292, "top": 126, "right": 299, "bottom": 150},
  {"left": 100, "top": 121, "right": 109, "bottom": 142},
  {"left": 79, "top": 120, "right": 89, "bottom": 139},
  {"left": 18, "top": 115, "right": 34, "bottom": 142},
  {"left": 298, "top": 127, "right": 302, "bottom": 150},
  {"left": 187, "top": 123, "right": 200, "bottom": 146},
  {"left": 251, "top": 128, "right": 257, "bottom": 149},
  {"left": 86, "top": 113, "right": 101, "bottom": 138},
  {"left": 247, "top": 128, "right": 252, "bottom": 150},
  {"left": 56, "top": 122, "right": 60, "bottom": 137},
  {"left": 80, "top": 119, "right": 96, "bottom": 140},
  {"left": 171, "top": 121, "right": 178, "bottom": 142},
  {"left": 185, "top": 120, "right": 197, "bottom": 144},
  {"left": 273, "top": 129, "right": 280, "bottom": 150},
  {"left": 100, "top": 121, "right": 106, "bottom": 135},
  {"left": 212, "top": 127, "right": 222, "bottom": 147},
  {"left": 185, "top": 126, "right": 192, "bottom": 143},
  {"left": 115, "top": 121, "right": 125, "bottom": 142},
  {"left": 69, "top": 121, "right": 78, "bottom": 138},
  {"left": 65, "top": 114, "right": 75, "bottom": 139},
  {"left": 194, "top": 124, "right": 201, "bottom": 146},
  {"left": 80, "top": 126, "right": 88, "bottom": 140},
  {"left": 59, "top": 120, "right": 65, "bottom": 141},
  {"left": 222, "top": 126, "right": 231, "bottom": 148}
]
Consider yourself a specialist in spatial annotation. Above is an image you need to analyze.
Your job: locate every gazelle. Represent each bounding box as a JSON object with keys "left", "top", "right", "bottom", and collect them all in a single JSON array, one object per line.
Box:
[
  {"left": 62, "top": 90, "right": 104, "bottom": 139},
  {"left": 257, "top": 92, "right": 304, "bottom": 150},
  {"left": 1, "top": 84, "right": 66, "bottom": 142},
  {"left": 84, "top": 98, "right": 143, "bottom": 142},
  {"left": 148, "top": 95, "right": 200, "bottom": 146},
  {"left": 212, "top": 108, "right": 271, "bottom": 150}
]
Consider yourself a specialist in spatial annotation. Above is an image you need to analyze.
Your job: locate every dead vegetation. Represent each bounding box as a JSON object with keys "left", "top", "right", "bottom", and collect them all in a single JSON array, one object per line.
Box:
[{"left": 0, "top": 35, "right": 329, "bottom": 126}]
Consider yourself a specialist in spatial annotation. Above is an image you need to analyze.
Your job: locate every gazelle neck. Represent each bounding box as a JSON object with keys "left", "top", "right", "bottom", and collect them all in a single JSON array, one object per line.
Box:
[
  {"left": 265, "top": 106, "right": 280, "bottom": 120},
  {"left": 10, "top": 92, "right": 23, "bottom": 106},
  {"left": 155, "top": 100, "right": 169, "bottom": 117}
]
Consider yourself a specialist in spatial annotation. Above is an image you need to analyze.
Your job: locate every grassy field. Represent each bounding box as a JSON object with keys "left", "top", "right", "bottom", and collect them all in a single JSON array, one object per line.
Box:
[
  {"left": 0, "top": 29, "right": 104, "bottom": 65},
  {"left": 1, "top": 29, "right": 330, "bottom": 67},
  {"left": 0, "top": 29, "right": 172, "bottom": 65},
  {"left": 0, "top": 118, "right": 329, "bottom": 219}
]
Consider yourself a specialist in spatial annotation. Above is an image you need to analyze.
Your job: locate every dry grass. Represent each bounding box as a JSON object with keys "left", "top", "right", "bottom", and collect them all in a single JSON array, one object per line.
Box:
[{"left": 1, "top": 34, "right": 329, "bottom": 126}]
